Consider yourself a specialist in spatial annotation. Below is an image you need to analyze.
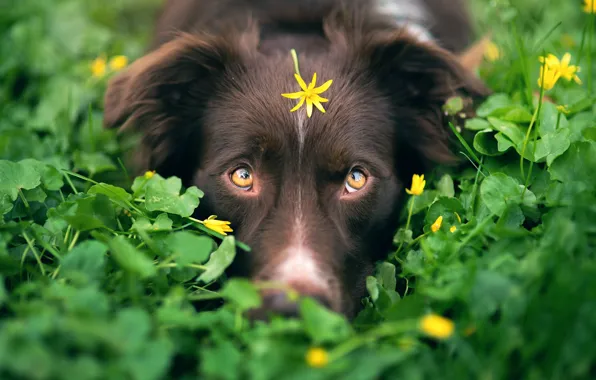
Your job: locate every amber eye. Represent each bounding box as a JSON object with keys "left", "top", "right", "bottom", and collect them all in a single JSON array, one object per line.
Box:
[
  {"left": 230, "top": 167, "right": 253, "bottom": 190},
  {"left": 345, "top": 168, "right": 367, "bottom": 193}
]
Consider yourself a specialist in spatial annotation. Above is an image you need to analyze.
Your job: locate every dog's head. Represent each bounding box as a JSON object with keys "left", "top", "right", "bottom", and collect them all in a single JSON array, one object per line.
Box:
[{"left": 103, "top": 14, "right": 487, "bottom": 317}]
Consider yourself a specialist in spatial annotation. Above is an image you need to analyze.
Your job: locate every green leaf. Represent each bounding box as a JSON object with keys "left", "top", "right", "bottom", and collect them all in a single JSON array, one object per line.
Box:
[
  {"left": 377, "top": 262, "right": 397, "bottom": 292},
  {"left": 534, "top": 128, "right": 571, "bottom": 166},
  {"left": 61, "top": 240, "right": 108, "bottom": 283},
  {"left": 465, "top": 117, "right": 491, "bottom": 131},
  {"left": 549, "top": 141, "right": 596, "bottom": 186},
  {"left": 88, "top": 183, "right": 132, "bottom": 209},
  {"left": 108, "top": 236, "right": 156, "bottom": 279},
  {"left": 48, "top": 193, "right": 117, "bottom": 231},
  {"left": 132, "top": 213, "right": 173, "bottom": 232},
  {"left": 480, "top": 173, "right": 536, "bottom": 217},
  {"left": 19, "top": 159, "right": 64, "bottom": 191},
  {"left": 300, "top": 297, "right": 352, "bottom": 344},
  {"left": 145, "top": 176, "right": 203, "bottom": 217},
  {"left": 166, "top": 231, "right": 213, "bottom": 266},
  {"left": 476, "top": 93, "right": 513, "bottom": 117},
  {"left": 488, "top": 117, "right": 526, "bottom": 147},
  {"left": 436, "top": 174, "right": 455, "bottom": 198},
  {"left": 473, "top": 130, "right": 502, "bottom": 156},
  {"left": 198, "top": 236, "right": 236, "bottom": 283},
  {"left": 469, "top": 271, "right": 515, "bottom": 318},
  {"left": 393, "top": 228, "right": 413, "bottom": 245},
  {"left": 0, "top": 160, "right": 42, "bottom": 208},
  {"left": 73, "top": 151, "right": 117, "bottom": 175},
  {"left": 23, "top": 187, "right": 47, "bottom": 203},
  {"left": 200, "top": 339, "right": 242, "bottom": 380},
  {"left": 366, "top": 276, "right": 380, "bottom": 301},
  {"left": 221, "top": 279, "right": 262, "bottom": 311},
  {"left": 499, "top": 105, "right": 533, "bottom": 123}
]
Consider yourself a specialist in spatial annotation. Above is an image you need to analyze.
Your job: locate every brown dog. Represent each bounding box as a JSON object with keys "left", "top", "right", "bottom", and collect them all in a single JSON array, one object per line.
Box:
[{"left": 103, "top": 0, "right": 488, "bottom": 318}]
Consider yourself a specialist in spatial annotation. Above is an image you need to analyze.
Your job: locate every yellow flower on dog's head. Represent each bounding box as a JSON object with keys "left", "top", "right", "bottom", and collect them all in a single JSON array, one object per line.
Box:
[
  {"left": 406, "top": 174, "right": 426, "bottom": 196},
  {"left": 282, "top": 72, "right": 333, "bottom": 118},
  {"left": 584, "top": 0, "right": 596, "bottom": 13}
]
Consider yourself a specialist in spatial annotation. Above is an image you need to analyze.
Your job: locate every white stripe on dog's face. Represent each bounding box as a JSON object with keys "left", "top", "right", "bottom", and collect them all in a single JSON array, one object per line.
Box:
[{"left": 274, "top": 245, "right": 329, "bottom": 291}]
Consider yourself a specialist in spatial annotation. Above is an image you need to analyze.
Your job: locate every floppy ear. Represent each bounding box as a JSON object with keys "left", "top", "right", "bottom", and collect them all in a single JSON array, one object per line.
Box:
[
  {"left": 365, "top": 32, "right": 490, "bottom": 176},
  {"left": 103, "top": 32, "right": 250, "bottom": 180}
]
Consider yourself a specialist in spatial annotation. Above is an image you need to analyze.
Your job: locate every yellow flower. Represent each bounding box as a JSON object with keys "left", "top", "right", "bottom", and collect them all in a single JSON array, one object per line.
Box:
[
  {"left": 405, "top": 174, "right": 426, "bottom": 196},
  {"left": 484, "top": 41, "right": 501, "bottom": 62},
  {"left": 556, "top": 105, "right": 570, "bottom": 114},
  {"left": 450, "top": 225, "right": 457, "bottom": 233},
  {"left": 90, "top": 56, "right": 107, "bottom": 78},
  {"left": 420, "top": 314, "right": 455, "bottom": 340},
  {"left": 431, "top": 216, "right": 443, "bottom": 233},
  {"left": 109, "top": 55, "right": 128, "bottom": 71},
  {"left": 144, "top": 170, "right": 155, "bottom": 179},
  {"left": 281, "top": 73, "right": 333, "bottom": 118},
  {"left": 305, "top": 347, "right": 329, "bottom": 368},
  {"left": 202, "top": 215, "right": 233, "bottom": 235},
  {"left": 539, "top": 53, "right": 582, "bottom": 84},
  {"left": 537, "top": 65, "right": 561, "bottom": 91},
  {"left": 584, "top": 0, "right": 596, "bottom": 13}
]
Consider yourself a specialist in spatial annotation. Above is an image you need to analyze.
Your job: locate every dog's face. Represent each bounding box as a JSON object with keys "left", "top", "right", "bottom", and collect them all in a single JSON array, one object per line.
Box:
[{"left": 104, "top": 24, "right": 487, "bottom": 317}]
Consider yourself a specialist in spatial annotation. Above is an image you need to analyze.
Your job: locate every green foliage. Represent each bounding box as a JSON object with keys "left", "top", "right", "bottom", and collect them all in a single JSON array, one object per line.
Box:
[{"left": 1, "top": 0, "right": 595, "bottom": 379}]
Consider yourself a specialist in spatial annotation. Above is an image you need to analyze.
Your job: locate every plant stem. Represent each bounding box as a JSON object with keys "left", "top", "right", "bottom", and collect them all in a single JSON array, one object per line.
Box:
[
  {"left": 588, "top": 12, "right": 594, "bottom": 93},
  {"left": 520, "top": 63, "right": 546, "bottom": 179},
  {"left": 290, "top": 49, "right": 301, "bottom": 77},
  {"left": 328, "top": 320, "right": 418, "bottom": 361},
  {"left": 395, "top": 197, "right": 416, "bottom": 256}
]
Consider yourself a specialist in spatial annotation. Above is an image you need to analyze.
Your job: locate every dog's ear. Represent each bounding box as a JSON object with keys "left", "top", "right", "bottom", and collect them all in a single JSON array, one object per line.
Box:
[
  {"left": 365, "top": 32, "right": 490, "bottom": 176},
  {"left": 103, "top": 32, "right": 254, "bottom": 179}
]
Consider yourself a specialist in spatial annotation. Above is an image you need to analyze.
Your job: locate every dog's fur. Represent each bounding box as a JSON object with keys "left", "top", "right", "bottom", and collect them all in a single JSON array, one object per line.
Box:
[{"left": 104, "top": 0, "right": 489, "bottom": 317}]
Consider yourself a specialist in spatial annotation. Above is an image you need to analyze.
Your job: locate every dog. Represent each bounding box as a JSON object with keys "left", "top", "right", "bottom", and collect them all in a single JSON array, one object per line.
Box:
[{"left": 103, "top": 0, "right": 489, "bottom": 318}]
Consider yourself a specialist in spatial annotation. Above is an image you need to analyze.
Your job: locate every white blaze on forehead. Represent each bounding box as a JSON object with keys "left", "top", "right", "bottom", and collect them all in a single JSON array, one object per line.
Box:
[{"left": 275, "top": 246, "right": 329, "bottom": 291}]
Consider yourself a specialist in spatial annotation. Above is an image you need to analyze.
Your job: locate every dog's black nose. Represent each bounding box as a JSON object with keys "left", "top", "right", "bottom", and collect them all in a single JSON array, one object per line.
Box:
[{"left": 253, "top": 291, "right": 333, "bottom": 319}]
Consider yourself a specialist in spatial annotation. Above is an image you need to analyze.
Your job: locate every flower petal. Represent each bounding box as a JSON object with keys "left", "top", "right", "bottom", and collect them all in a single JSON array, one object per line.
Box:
[
  {"left": 313, "top": 79, "right": 333, "bottom": 94},
  {"left": 295, "top": 74, "right": 308, "bottom": 91},
  {"left": 310, "top": 94, "right": 328, "bottom": 103},
  {"left": 306, "top": 98, "right": 313, "bottom": 118},
  {"left": 282, "top": 91, "right": 305, "bottom": 99},
  {"left": 308, "top": 72, "right": 317, "bottom": 90},
  {"left": 561, "top": 53, "right": 571, "bottom": 67},
  {"left": 313, "top": 100, "right": 326, "bottom": 113},
  {"left": 290, "top": 97, "right": 306, "bottom": 112}
]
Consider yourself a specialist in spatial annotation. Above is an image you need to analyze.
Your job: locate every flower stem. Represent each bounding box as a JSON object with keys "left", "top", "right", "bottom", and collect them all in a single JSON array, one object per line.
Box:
[
  {"left": 588, "top": 12, "right": 594, "bottom": 93},
  {"left": 328, "top": 320, "right": 418, "bottom": 361},
  {"left": 520, "top": 60, "right": 546, "bottom": 179},
  {"left": 395, "top": 196, "right": 416, "bottom": 257},
  {"left": 290, "top": 49, "right": 301, "bottom": 77}
]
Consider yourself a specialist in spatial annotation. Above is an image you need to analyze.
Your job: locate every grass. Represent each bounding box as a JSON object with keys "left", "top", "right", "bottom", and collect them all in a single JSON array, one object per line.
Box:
[{"left": 1, "top": 0, "right": 595, "bottom": 379}]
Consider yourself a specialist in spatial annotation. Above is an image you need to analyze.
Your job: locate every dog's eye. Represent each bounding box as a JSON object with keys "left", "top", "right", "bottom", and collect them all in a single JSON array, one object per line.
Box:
[
  {"left": 230, "top": 167, "right": 253, "bottom": 190},
  {"left": 345, "top": 168, "right": 367, "bottom": 193}
]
